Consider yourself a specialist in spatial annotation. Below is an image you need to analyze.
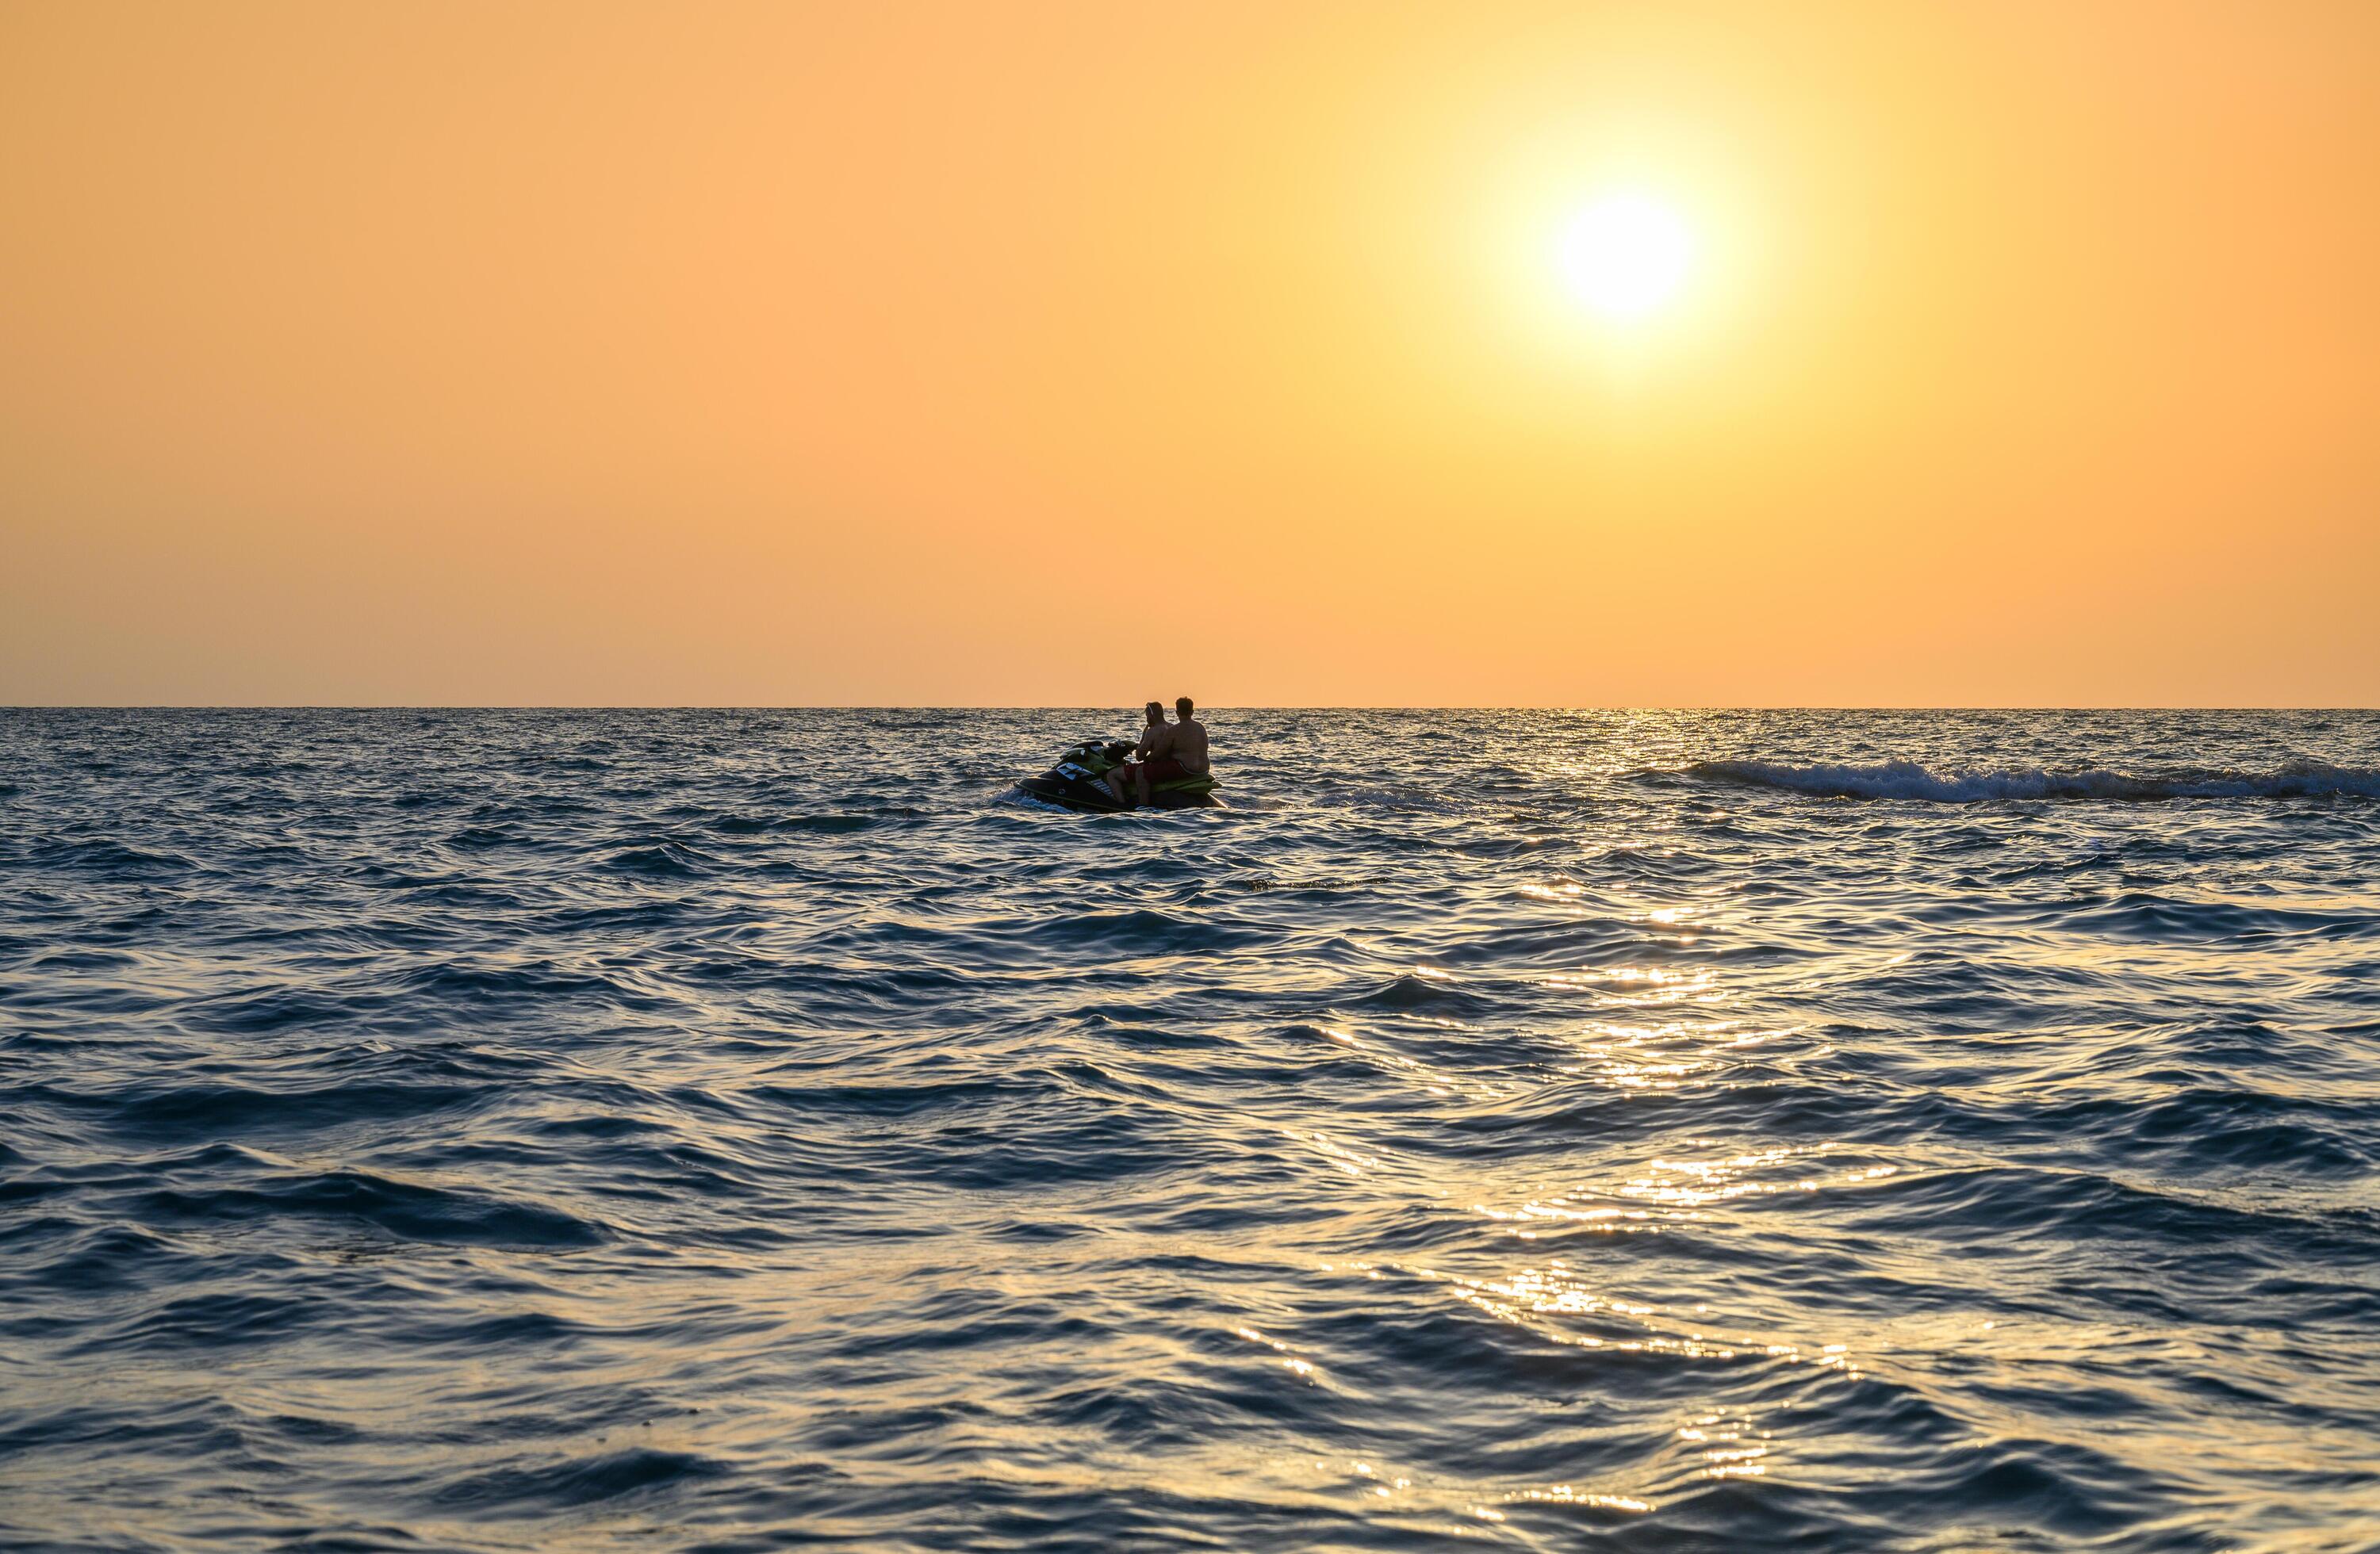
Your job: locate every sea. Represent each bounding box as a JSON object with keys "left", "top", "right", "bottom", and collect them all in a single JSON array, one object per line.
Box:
[{"left": 3, "top": 708, "right": 2378, "bottom": 1554}]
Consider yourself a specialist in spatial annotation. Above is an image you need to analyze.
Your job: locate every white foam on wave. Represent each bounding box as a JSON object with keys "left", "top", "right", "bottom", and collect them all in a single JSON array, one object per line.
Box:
[
  {"left": 1686, "top": 757, "right": 2380, "bottom": 802},
  {"left": 992, "top": 786, "right": 1074, "bottom": 812}
]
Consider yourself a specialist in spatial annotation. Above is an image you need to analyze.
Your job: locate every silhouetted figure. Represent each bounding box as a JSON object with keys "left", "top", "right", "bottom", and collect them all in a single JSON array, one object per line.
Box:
[
  {"left": 1105, "top": 702, "right": 1167, "bottom": 807},
  {"left": 1163, "top": 697, "right": 1210, "bottom": 802}
]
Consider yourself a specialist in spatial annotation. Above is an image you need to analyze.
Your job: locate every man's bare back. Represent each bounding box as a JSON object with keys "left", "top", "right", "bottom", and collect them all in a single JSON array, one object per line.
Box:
[{"left": 1169, "top": 713, "right": 1209, "bottom": 775}]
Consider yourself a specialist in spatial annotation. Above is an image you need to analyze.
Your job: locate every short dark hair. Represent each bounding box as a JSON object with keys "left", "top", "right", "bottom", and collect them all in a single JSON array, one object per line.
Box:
[
  {"left": 1175, "top": 696, "right": 1194, "bottom": 718},
  {"left": 1144, "top": 701, "right": 1163, "bottom": 718}
]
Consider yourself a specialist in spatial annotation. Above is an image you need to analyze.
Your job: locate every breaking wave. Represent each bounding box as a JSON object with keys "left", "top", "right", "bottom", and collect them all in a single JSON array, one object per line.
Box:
[{"left": 1685, "top": 756, "right": 2380, "bottom": 802}]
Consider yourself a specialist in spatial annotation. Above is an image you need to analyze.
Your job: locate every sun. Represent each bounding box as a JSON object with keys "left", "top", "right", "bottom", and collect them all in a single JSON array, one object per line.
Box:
[{"left": 1558, "top": 192, "right": 1695, "bottom": 322}]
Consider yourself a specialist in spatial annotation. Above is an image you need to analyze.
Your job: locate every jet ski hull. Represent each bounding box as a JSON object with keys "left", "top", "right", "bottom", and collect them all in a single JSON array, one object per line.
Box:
[{"left": 1015, "top": 774, "right": 1219, "bottom": 813}]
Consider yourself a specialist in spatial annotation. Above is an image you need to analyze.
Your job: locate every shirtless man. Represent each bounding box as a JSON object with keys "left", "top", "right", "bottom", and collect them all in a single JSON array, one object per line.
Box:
[
  {"left": 1165, "top": 696, "right": 1209, "bottom": 786},
  {"left": 1110, "top": 695, "right": 1210, "bottom": 809},
  {"left": 1103, "top": 702, "right": 1167, "bottom": 807}
]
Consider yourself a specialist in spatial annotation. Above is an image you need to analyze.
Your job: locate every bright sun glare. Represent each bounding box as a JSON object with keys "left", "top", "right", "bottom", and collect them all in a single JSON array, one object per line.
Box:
[{"left": 1558, "top": 193, "right": 1695, "bottom": 322}]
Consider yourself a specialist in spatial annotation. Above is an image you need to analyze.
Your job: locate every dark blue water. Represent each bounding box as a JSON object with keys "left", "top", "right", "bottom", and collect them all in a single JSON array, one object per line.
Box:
[{"left": 5, "top": 710, "right": 2378, "bottom": 1552}]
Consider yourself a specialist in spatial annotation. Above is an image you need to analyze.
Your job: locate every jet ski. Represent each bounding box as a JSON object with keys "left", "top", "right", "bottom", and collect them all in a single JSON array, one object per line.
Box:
[{"left": 1014, "top": 737, "right": 1221, "bottom": 813}]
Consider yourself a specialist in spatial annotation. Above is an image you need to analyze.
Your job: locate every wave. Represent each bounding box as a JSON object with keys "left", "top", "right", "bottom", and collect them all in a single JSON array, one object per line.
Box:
[
  {"left": 432, "top": 1447, "right": 728, "bottom": 1510},
  {"left": 1684, "top": 756, "right": 2380, "bottom": 802},
  {"left": 132, "top": 1166, "right": 610, "bottom": 1249}
]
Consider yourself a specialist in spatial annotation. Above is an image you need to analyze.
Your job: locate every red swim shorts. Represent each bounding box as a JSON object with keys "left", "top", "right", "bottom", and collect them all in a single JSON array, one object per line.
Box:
[{"left": 1133, "top": 756, "right": 1190, "bottom": 783}]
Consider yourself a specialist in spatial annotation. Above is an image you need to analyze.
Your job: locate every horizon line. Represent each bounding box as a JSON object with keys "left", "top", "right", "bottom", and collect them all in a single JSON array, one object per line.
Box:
[{"left": 6, "top": 704, "right": 2375, "bottom": 715}]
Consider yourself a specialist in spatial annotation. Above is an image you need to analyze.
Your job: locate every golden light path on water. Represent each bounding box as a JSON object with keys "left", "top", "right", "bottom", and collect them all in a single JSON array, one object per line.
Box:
[{"left": 1284, "top": 959, "right": 1888, "bottom": 1523}]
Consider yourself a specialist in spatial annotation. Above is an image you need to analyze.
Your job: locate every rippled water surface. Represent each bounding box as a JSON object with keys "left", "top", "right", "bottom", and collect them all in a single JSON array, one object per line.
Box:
[{"left": 6, "top": 709, "right": 2380, "bottom": 1552}]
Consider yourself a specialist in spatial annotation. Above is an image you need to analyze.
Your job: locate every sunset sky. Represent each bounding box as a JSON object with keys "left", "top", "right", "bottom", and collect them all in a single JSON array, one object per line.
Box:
[{"left": 4, "top": 0, "right": 2375, "bottom": 705}]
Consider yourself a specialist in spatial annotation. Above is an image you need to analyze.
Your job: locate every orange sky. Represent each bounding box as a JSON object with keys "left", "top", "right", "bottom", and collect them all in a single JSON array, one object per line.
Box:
[{"left": 4, "top": 1, "right": 2375, "bottom": 705}]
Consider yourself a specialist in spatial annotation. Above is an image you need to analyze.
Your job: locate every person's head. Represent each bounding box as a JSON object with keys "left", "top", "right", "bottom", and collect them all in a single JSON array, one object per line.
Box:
[
  {"left": 1144, "top": 701, "right": 1163, "bottom": 725},
  {"left": 1175, "top": 696, "right": 1194, "bottom": 721}
]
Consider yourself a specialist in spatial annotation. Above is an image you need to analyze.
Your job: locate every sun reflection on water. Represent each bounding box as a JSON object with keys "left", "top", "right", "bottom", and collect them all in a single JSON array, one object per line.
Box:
[
  {"left": 1542, "top": 966, "right": 1723, "bottom": 1009},
  {"left": 1615, "top": 1147, "right": 1900, "bottom": 1208},
  {"left": 1232, "top": 1326, "right": 1324, "bottom": 1385}
]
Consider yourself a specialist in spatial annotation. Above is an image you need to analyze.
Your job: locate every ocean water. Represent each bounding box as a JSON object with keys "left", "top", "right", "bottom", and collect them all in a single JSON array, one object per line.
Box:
[{"left": 4, "top": 708, "right": 2379, "bottom": 1554}]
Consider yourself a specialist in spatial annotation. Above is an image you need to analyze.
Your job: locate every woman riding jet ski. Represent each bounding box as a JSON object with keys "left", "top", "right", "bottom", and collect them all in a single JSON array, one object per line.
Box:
[{"left": 1014, "top": 737, "right": 1221, "bottom": 813}]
